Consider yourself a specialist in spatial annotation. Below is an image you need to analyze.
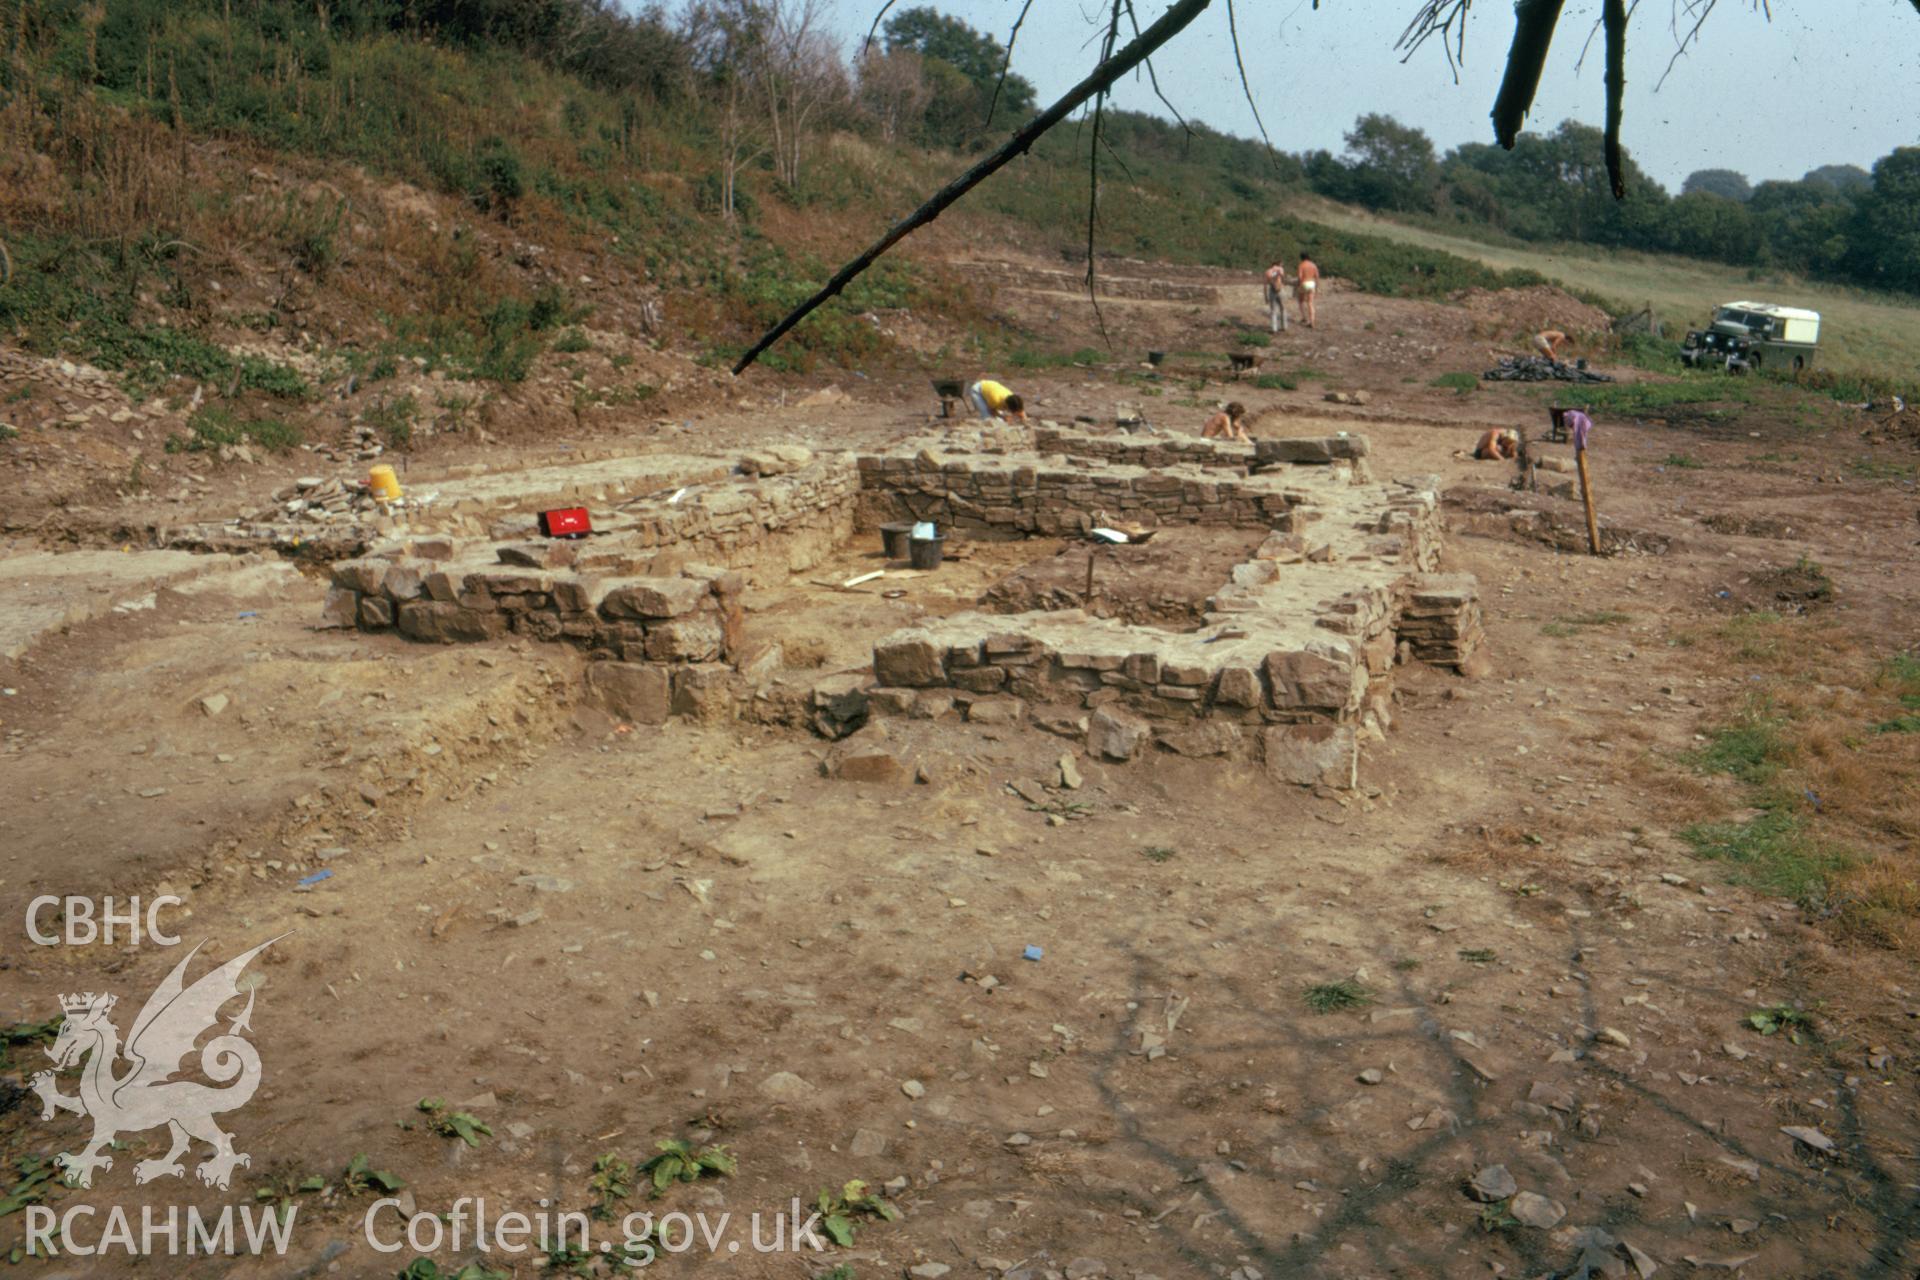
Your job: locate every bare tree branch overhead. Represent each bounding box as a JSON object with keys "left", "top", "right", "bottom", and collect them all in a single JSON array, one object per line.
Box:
[
  {"left": 729, "top": 0, "right": 1215, "bottom": 374},
  {"left": 733, "top": 0, "right": 1920, "bottom": 374}
]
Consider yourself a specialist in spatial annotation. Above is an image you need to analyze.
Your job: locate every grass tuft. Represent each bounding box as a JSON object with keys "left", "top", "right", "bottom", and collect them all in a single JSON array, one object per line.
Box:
[{"left": 1303, "top": 980, "right": 1372, "bottom": 1014}]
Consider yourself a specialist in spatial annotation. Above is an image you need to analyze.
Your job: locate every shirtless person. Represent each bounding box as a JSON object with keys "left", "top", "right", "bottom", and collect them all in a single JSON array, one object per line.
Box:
[
  {"left": 1202, "top": 401, "right": 1251, "bottom": 442},
  {"left": 1474, "top": 428, "right": 1520, "bottom": 460},
  {"left": 1531, "top": 329, "right": 1569, "bottom": 361},
  {"left": 1295, "top": 252, "right": 1321, "bottom": 328},
  {"left": 1262, "top": 259, "right": 1289, "bottom": 334}
]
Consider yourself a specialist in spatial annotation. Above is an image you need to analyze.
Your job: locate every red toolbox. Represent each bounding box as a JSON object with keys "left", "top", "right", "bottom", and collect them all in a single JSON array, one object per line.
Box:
[{"left": 538, "top": 507, "right": 592, "bottom": 538}]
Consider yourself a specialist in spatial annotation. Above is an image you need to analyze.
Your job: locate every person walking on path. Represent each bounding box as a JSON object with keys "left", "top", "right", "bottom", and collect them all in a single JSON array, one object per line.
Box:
[
  {"left": 1262, "top": 258, "right": 1289, "bottom": 334},
  {"left": 1294, "top": 252, "right": 1320, "bottom": 328}
]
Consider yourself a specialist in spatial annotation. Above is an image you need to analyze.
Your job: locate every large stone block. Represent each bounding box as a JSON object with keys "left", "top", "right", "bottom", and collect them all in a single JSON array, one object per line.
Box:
[
  {"left": 586, "top": 661, "right": 672, "bottom": 725},
  {"left": 671, "top": 664, "right": 738, "bottom": 721},
  {"left": 329, "top": 558, "right": 388, "bottom": 594},
  {"left": 645, "top": 617, "right": 724, "bottom": 663},
  {"left": 357, "top": 596, "right": 394, "bottom": 629},
  {"left": 381, "top": 560, "right": 427, "bottom": 602},
  {"left": 318, "top": 587, "right": 359, "bottom": 630},
  {"left": 396, "top": 601, "right": 510, "bottom": 644},
  {"left": 1255, "top": 435, "right": 1370, "bottom": 465},
  {"left": 1263, "top": 724, "right": 1357, "bottom": 789},
  {"left": 1087, "top": 705, "right": 1150, "bottom": 761},
  {"left": 1214, "top": 666, "right": 1262, "bottom": 708},
  {"left": 601, "top": 576, "right": 710, "bottom": 620},
  {"left": 873, "top": 634, "right": 946, "bottom": 687},
  {"left": 1265, "top": 648, "right": 1364, "bottom": 713}
]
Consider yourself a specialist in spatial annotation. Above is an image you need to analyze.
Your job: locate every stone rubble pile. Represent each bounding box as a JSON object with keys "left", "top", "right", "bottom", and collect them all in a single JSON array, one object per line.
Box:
[{"left": 1482, "top": 356, "right": 1614, "bottom": 384}]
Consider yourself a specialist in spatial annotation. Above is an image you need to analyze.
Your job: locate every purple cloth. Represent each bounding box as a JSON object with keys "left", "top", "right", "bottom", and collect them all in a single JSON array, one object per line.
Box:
[{"left": 1563, "top": 409, "right": 1594, "bottom": 451}]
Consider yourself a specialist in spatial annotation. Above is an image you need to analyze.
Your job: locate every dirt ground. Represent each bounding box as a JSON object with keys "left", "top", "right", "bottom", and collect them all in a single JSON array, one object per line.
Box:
[{"left": 3, "top": 254, "right": 1919, "bottom": 1280}]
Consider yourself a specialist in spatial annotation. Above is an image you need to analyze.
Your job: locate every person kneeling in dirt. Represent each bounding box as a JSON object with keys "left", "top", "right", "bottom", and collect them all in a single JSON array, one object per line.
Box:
[
  {"left": 1474, "top": 427, "right": 1520, "bottom": 461},
  {"left": 966, "top": 378, "right": 1028, "bottom": 423},
  {"left": 1531, "top": 329, "right": 1569, "bottom": 361},
  {"left": 1202, "top": 401, "right": 1251, "bottom": 442}
]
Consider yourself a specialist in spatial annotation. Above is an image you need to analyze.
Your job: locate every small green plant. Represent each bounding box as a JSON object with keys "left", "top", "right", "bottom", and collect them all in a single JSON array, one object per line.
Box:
[
  {"left": 1661, "top": 453, "right": 1705, "bottom": 469},
  {"left": 2, "top": 1017, "right": 64, "bottom": 1071},
  {"left": 1252, "top": 372, "right": 1297, "bottom": 391},
  {"left": 1685, "top": 718, "right": 1788, "bottom": 785},
  {"left": 1543, "top": 610, "right": 1629, "bottom": 638},
  {"left": 1141, "top": 845, "right": 1177, "bottom": 863},
  {"left": 1457, "top": 948, "right": 1497, "bottom": 965},
  {"left": 255, "top": 1171, "right": 328, "bottom": 1222},
  {"left": 1747, "top": 1004, "right": 1814, "bottom": 1041},
  {"left": 0, "top": 423, "right": 17, "bottom": 442},
  {"left": 340, "top": 1154, "right": 405, "bottom": 1197},
  {"left": 367, "top": 395, "right": 419, "bottom": 449},
  {"left": 396, "top": 1261, "right": 509, "bottom": 1280},
  {"left": 588, "top": 1153, "right": 634, "bottom": 1218},
  {"left": 638, "top": 1139, "right": 735, "bottom": 1194},
  {"left": 0, "top": 1155, "right": 58, "bottom": 1218},
  {"left": 416, "top": 1098, "right": 493, "bottom": 1148},
  {"left": 1430, "top": 371, "right": 1477, "bottom": 394},
  {"left": 1681, "top": 810, "right": 1851, "bottom": 909},
  {"left": 368, "top": 356, "right": 400, "bottom": 383},
  {"left": 1477, "top": 1200, "right": 1521, "bottom": 1233},
  {"left": 1849, "top": 456, "right": 1916, "bottom": 481},
  {"left": 1303, "top": 980, "right": 1372, "bottom": 1014},
  {"left": 165, "top": 408, "right": 303, "bottom": 455},
  {"left": 1391, "top": 957, "right": 1420, "bottom": 972},
  {"left": 553, "top": 327, "right": 591, "bottom": 354},
  {"left": 813, "top": 1179, "right": 901, "bottom": 1247},
  {"left": 1236, "top": 332, "right": 1271, "bottom": 349}
]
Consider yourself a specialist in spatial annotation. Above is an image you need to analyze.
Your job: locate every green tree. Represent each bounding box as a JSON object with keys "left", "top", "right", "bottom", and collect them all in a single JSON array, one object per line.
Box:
[
  {"left": 1664, "top": 191, "right": 1758, "bottom": 264},
  {"left": 1803, "top": 163, "right": 1871, "bottom": 194},
  {"left": 882, "top": 5, "right": 1035, "bottom": 136},
  {"left": 1847, "top": 147, "right": 1920, "bottom": 292},
  {"left": 1339, "top": 113, "right": 1440, "bottom": 213},
  {"left": 1681, "top": 168, "right": 1751, "bottom": 202}
]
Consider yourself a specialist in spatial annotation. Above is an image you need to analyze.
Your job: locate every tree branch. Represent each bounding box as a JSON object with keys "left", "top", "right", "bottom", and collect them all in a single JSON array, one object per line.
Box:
[
  {"left": 732, "top": 0, "right": 1216, "bottom": 375},
  {"left": 985, "top": 0, "right": 1038, "bottom": 128},
  {"left": 1603, "top": 0, "right": 1627, "bottom": 197},
  {"left": 1224, "top": 0, "right": 1284, "bottom": 175},
  {"left": 1491, "top": 0, "right": 1566, "bottom": 148}
]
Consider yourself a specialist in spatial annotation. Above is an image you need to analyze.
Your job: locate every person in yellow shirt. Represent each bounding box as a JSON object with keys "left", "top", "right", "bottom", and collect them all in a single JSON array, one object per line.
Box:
[{"left": 965, "top": 378, "right": 1027, "bottom": 422}]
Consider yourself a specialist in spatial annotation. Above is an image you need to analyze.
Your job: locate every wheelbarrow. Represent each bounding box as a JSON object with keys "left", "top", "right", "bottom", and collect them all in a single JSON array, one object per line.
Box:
[
  {"left": 1228, "top": 352, "right": 1261, "bottom": 377},
  {"left": 931, "top": 377, "right": 965, "bottom": 419}
]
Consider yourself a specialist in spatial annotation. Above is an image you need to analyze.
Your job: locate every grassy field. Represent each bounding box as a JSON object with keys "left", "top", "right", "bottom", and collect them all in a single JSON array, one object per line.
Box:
[{"left": 1295, "top": 198, "right": 1920, "bottom": 380}]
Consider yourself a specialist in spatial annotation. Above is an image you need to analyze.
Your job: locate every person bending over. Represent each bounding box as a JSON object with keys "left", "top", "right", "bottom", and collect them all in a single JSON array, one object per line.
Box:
[
  {"left": 1531, "top": 329, "right": 1569, "bottom": 361},
  {"left": 966, "top": 378, "right": 1027, "bottom": 422},
  {"left": 1202, "top": 401, "right": 1251, "bottom": 442},
  {"left": 1474, "top": 428, "right": 1520, "bottom": 460}
]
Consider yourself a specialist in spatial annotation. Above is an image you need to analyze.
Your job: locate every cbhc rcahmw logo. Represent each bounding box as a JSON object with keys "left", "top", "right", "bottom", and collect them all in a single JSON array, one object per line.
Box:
[{"left": 26, "top": 895, "right": 185, "bottom": 946}]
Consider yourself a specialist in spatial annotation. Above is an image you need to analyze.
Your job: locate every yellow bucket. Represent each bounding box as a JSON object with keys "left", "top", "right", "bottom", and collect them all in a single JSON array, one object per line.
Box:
[{"left": 368, "top": 464, "right": 403, "bottom": 502}]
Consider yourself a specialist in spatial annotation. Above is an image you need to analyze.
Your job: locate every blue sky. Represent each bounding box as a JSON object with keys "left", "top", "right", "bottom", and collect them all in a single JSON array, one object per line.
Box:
[{"left": 814, "top": 0, "right": 1920, "bottom": 191}]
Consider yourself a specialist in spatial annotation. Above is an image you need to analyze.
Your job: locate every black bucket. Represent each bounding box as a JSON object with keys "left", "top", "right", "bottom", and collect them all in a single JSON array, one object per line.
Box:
[
  {"left": 880, "top": 522, "right": 914, "bottom": 559},
  {"left": 908, "top": 535, "right": 945, "bottom": 571},
  {"left": 1147, "top": 350, "right": 1166, "bottom": 367}
]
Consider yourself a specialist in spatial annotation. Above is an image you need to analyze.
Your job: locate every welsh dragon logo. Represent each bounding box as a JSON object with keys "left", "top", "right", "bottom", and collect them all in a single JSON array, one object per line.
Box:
[{"left": 30, "top": 937, "right": 283, "bottom": 1191}]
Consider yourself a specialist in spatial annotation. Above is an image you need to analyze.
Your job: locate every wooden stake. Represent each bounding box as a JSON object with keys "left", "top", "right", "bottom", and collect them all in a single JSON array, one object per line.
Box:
[{"left": 1576, "top": 445, "right": 1601, "bottom": 555}]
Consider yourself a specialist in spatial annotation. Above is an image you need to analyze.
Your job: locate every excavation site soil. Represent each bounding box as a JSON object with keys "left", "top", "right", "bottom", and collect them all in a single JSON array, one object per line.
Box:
[{"left": 4, "top": 251, "right": 1919, "bottom": 1280}]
